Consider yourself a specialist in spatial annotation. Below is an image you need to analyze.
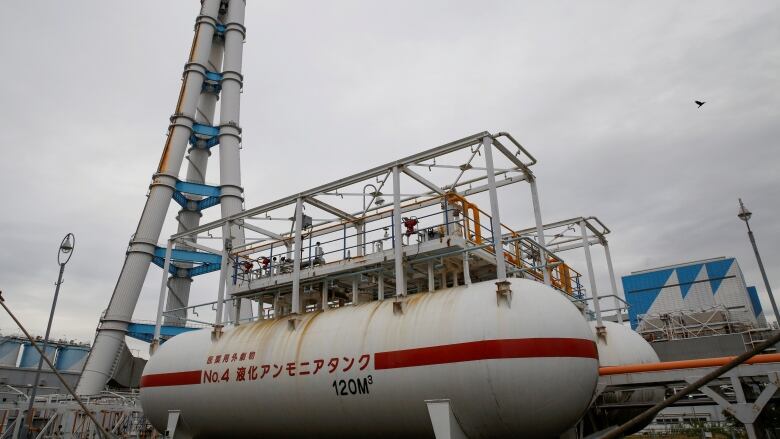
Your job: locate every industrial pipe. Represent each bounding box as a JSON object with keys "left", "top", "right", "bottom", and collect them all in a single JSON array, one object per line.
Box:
[
  {"left": 599, "top": 329, "right": 780, "bottom": 439},
  {"left": 599, "top": 352, "right": 780, "bottom": 376},
  {"left": 77, "top": 0, "right": 224, "bottom": 396}
]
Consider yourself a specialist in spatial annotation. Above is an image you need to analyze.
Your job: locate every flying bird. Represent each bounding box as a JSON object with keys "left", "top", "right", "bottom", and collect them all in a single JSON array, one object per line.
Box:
[{"left": 695, "top": 100, "right": 706, "bottom": 108}]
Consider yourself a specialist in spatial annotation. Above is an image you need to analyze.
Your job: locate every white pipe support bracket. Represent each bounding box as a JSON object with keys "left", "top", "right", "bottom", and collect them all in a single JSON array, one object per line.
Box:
[
  {"left": 223, "top": 21, "right": 247, "bottom": 40},
  {"left": 167, "top": 113, "right": 196, "bottom": 136},
  {"left": 125, "top": 241, "right": 157, "bottom": 259},
  {"left": 220, "top": 70, "right": 244, "bottom": 89},
  {"left": 217, "top": 121, "right": 242, "bottom": 142},
  {"left": 182, "top": 61, "right": 209, "bottom": 80}
]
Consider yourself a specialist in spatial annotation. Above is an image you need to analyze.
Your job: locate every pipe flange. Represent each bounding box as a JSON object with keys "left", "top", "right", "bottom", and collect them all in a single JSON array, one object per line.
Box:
[
  {"left": 98, "top": 319, "right": 133, "bottom": 332},
  {"left": 127, "top": 241, "right": 157, "bottom": 258},
  {"left": 217, "top": 126, "right": 242, "bottom": 142},
  {"left": 218, "top": 121, "right": 242, "bottom": 134},
  {"left": 183, "top": 62, "right": 208, "bottom": 79},
  {"left": 150, "top": 172, "right": 179, "bottom": 190},
  {"left": 169, "top": 112, "right": 196, "bottom": 127},
  {"left": 223, "top": 21, "right": 247, "bottom": 39},
  {"left": 219, "top": 183, "right": 244, "bottom": 194},
  {"left": 219, "top": 188, "right": 245, "bottom": 203},
  {"left": 220, "top": 70, "right": 244, "bottom": 87},
  {"left": 168, "top": 113, "right": 196, "bottom": 134},
  {"left": 195, "top": 14, "right": 219, "bottom": 30}
]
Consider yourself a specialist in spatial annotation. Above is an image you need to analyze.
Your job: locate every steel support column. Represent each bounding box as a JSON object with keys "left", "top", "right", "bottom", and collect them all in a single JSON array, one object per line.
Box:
[
  {"left": 602, "top": 241, "right": 622, "bottom": 323},
  {"left": 428, "top": 262, "right": 435, "bottom": 292},
  {"left": 462, "top": 252, "right": 472, "bottom": 285},
  {"left": 291, "top": 197, "right": 303, "bottom": 314},
  {"left": 321, "top": 280, "right": 328, "bottom": 311},
  {"left": 214, "top": 230, "right": 232, "bottom": 331},
  {"left": 151, "top": 240, "right": 174, "bottom": 352},
  {"left": 529, "top": 177, "right": 550, "bottom": 285},
  {"left": 483, "top": 136, "right": 506, "bottom": 281},
  {"left": 392, "top": 166, "right": 406, "bottom": 296},
  {"left": 581, "top": 220, "right": 603, "bottom": 329}
]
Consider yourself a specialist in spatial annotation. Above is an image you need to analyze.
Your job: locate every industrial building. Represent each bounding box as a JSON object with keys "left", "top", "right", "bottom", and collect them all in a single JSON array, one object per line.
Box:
[{"left": 624, "top": 257, "right": 768, "bottom": 339}]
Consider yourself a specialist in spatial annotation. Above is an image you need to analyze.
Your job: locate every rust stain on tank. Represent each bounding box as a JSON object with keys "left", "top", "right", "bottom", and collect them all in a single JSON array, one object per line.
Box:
[{"left": 294, "top": 311, "right": 323, "bottom": 361}]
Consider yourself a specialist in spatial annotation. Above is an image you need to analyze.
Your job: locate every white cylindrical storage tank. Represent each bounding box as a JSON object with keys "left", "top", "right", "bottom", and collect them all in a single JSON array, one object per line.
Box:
[
  {"left": 19, "top": 343, "right": 57, "bottom": 369},
  {"left": 586, "top": 321, "right": 663, "bottom": 435},
  {"left": 141, "top": 279, "right": 599, "bottom": 438},
  {"left": 0, "top": 338, "right": 23, "bottom": 366},
  {"left": 592, "top": 321, "right": 659, "bottom": 367},
  {"left": 55, "top": 345, "right": 91, "bottom": 372}
]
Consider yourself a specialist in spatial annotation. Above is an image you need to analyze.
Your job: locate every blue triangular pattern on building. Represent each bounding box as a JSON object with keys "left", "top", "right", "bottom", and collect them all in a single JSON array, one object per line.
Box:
[
  {"left": 623, "top": 268, "right": 675, "bottom": 329},
  {"left": 705, "top": 259, "right": 733, "bottom": 295},
  {"left": 676, "top": 264, "right": 702, "bottom": 299},
  {"left": 747, "top": 286, "right": 763, "bottom": 317}
]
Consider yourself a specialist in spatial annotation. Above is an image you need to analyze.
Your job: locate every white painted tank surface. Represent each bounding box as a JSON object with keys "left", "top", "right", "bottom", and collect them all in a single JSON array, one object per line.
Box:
[
  {"left": 140, "top": 278, "right": 599, "bottom": 438},
  {"left": 586, "top": 321, "right": 663, "bottom": 435},
  {"left": 592, "top": 321, "right": 659, "bottom": 367}
]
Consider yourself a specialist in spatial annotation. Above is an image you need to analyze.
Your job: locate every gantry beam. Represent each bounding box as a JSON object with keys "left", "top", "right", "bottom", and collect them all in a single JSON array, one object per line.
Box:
[{"left": 305, "top": 196, "right": 359, "bottom": 223}]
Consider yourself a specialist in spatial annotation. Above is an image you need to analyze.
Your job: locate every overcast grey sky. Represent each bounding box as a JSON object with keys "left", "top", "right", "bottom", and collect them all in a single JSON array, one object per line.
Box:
[{"left": 1, "top": 1, "right": 778, "bottom": 345}]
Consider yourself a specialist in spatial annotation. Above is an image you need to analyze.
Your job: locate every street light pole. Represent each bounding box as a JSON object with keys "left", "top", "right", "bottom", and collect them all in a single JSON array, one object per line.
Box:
[
  {"left": 737, "top": 199, "right": 779, "bottom": 326},
  {"left": 23, "top": 233, "right": 75, "bottom": 435}
]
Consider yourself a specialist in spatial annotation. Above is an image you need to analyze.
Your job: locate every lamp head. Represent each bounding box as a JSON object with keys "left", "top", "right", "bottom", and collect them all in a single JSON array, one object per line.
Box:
[
  {"left": 58, "top": 233, "right": 75, "bottom": 265},
  {"left": 737, "top": 199, "right": 752, "bottom": 222},
  {"left": 60, "top": 235, "right": 74, "bottom": 253}
]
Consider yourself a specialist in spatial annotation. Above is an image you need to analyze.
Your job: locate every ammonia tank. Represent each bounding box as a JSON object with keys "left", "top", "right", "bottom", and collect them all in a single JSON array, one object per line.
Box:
[
  {"left": 140, "top": 278, "right": 599, "bottom": 438},
  {"left": 585, "top": 321, "right": 663, "bottom": 435}
]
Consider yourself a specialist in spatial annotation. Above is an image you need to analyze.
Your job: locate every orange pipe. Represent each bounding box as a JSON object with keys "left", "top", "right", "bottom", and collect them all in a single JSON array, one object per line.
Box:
[{"left": 599, "top": 353, "right": 780, "bottom": 376}]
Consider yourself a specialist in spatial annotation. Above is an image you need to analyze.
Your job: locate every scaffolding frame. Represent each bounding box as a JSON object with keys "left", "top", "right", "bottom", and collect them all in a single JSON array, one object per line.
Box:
[{"left": 150, "top": 131, "right": 590, "bottom": 345}]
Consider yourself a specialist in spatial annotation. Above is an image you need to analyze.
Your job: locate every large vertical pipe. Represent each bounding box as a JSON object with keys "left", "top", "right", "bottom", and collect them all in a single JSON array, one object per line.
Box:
[
  {"left": 483, "top": 136, "right": 506, "bottom": 281},
  {"left": 218, "top": 0, "right": 252, "bottom": 323},
  {"left": 603, "top": 241, "right": 623, "bottom": 323},
  {"left": 291, "top": 198, "right": 303, "bottom": 314},
  {"left": 76, "top": 0, "right": 222, "bottom": 396},
  {"left": 581, "top": 220, "right": 603, "bottom": 329},
  {"left": 392, "top": 166, "right": 406, "bottom": 296},
  {"left": 529, "top": 177, "right": 550, "bottom": 285},
  {"left": 165, "top": 41, "right": 225, "bottom": 325}
]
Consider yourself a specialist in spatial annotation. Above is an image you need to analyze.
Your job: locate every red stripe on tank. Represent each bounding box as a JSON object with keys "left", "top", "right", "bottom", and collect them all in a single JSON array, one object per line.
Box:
[
  {"left": 140, "top": 370, "right": 202, "bottom": 388},
  {"left": 374, "top": 338, "right": 598, "bottom": 370}
]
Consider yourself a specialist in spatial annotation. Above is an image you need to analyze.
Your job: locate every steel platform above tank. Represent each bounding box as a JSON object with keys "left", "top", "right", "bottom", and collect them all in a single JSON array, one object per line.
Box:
[{"left": 149, "top": 131, "right": 630, "bottom": 338}]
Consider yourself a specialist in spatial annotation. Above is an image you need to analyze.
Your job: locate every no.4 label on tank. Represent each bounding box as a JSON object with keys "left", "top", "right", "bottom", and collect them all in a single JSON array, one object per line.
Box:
[
  {"left": 202, "top": 353, "right": 372, "bottom": 383},
  {"left": 332, "top": 375, "right": 374, "bottom": 396}
]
